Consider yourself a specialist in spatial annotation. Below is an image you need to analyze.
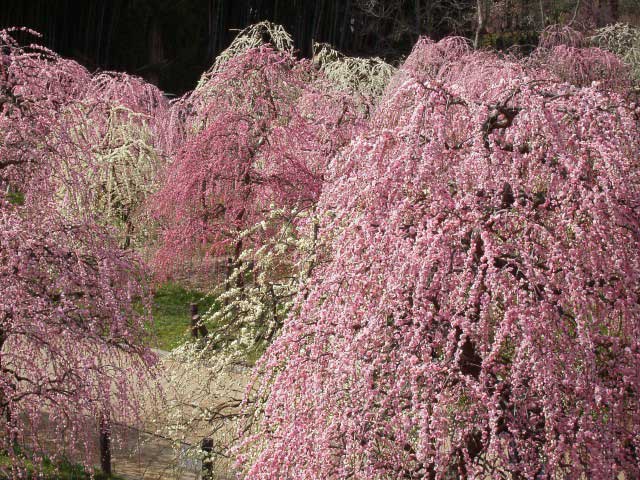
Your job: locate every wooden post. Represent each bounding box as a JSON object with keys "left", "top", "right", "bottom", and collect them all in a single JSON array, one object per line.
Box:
[
  {"left": 225, "top": 257, "right": 233, "bottom": 291},
  {"left": 190, "top": 303, "right": 199, "bottom": 339},
  {"left": 198, "top": 321, "right": 209, "bottom": 338},
  {"left": 201, "top": 437, "right": 214, "bottom": 480},
  {"left": 99, "top": 412, "right": 112, "bottom": 476},
  {"left": 190, "top": 302, "right": 208, "bottom": 338}
]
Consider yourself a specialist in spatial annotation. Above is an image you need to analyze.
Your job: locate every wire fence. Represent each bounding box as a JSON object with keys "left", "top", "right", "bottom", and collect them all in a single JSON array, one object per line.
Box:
[{"left": 29, "top": 411, "right": 237, "bottom": 480}]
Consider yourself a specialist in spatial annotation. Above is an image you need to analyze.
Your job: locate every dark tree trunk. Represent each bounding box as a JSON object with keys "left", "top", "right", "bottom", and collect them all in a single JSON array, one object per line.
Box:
[
  {"left": 147, "top": 15, "right": 165, "bottom": 86},
  {"left": 99, "top": 413, "right": 112, "bottom": 476}
]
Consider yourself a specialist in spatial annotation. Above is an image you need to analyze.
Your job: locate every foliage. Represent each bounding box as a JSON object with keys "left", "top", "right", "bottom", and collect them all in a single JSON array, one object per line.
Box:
[
  {"left": 541, "top": 44, "right": 631, "bottom": 89},
  {"left": 49, "top": 71, "right": 170, "bottom": 248},
  {"left": 239, "top": 37, "right": 640, "bottom": 479},
  {"left": 86, "top": 71, "right": 168, "bottom": 119},
  {"left": 183, "top": 207, "right": 316, "bottom": 366},
  {"left": 538, "top": 24, "right": 586, "bottom": 49},
  {"left": 154, "top": 47, "right": 300, "bottom": 276},
  {"left": 0, "top": 452, "right": 125, "bottom": 480}
]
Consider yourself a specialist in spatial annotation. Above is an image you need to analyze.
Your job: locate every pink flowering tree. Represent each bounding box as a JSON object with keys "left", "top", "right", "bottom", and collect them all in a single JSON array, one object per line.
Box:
[
  {"left": 153, "top": 47, "right": 298, "bottom": 277},
  {"left": 153, "top": 46, "right": 360, "bottom": 276},
  {"left": 0, "top": 199, "right": 157, "bottom": 475},
  {"left": 153, "top": 43, "right": 365, "bottom": 340},
  {"left": 240, "top": 38, "right": 640, "bottom": 479},
  {"left": 0, "top": 28, "right": 90, "bottom": 194},
  {"left": 531, "top": 25, "right": 633, "bottom": 92},
  {"left": 153, "top": 42, "right": 363, "bottom": 358},
  {"left": 0, "top": 30, "right": 157, "bottom": 475}
]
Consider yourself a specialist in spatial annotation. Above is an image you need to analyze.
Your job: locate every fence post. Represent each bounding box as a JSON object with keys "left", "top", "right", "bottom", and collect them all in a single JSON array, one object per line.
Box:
[
  {"left": 198, "top": 320, "right": 209, "bottom": 339},
  {"left": 201, "top": 437, "right": 214, "bottom": 480},
  {"left": 225, "top": 257, "right": 233, "bottom": 290},
  {"left": 190, "top": 302, "right": 208, "bottom": 339},
  {"left": 99, "top": 412, "right": 112, "bottom": 476},
  {"left": 190, "top": 303, "right": 199, "bottom": 339}
]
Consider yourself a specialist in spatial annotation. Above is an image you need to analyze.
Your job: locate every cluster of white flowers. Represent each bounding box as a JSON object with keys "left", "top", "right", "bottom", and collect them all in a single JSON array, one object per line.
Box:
[
  {"left": 190, "top": 208, "right": 314, "bottom": 366},
  {"left": 198, "top": 21, "right": 294, "bottom": 87},
  {"left": 591, "top": 23, "right": 640, "bottom": 84},
  {"left": 54, "top": 104, "right": 164, "bottom": 247},
  {"left": 313, "top": 42, "right": 396, "bottom": 101}
]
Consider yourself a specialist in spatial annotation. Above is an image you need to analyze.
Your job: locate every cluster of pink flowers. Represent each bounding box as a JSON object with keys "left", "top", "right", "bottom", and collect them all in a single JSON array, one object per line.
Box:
[{"left": 152, "top": 46, "right": 364, "bottom": 278}]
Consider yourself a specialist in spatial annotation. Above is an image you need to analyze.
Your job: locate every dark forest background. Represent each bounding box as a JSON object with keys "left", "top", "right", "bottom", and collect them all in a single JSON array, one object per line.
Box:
[{"left": 1, "top": 0, "right": 638, "bottom": 95}]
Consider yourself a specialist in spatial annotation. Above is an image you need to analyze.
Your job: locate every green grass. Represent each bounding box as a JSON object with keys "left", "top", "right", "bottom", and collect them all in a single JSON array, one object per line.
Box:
[
  {"left": 6, "top": 189, "right": 25, "bottom": 205},
  {"left": 151, "top": 282, "right": 218, "bottom": 351},
  {"left": 0, "top": 452, "right": 124, "bottom": 479}
]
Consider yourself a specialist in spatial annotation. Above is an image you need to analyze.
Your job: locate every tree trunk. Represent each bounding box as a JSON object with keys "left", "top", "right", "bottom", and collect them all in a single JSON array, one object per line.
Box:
[
  {"left": 146, "top": 15, "right": 165, "bottom": 86},
  {"left": 99, "top": 413, "right": 112, "bottom": 476},
  {"left": 474, "top": 0, "right": 486, "bottom": 49},
  {"left": 0, "top": 326, "right": 15, "bottom": 451}
]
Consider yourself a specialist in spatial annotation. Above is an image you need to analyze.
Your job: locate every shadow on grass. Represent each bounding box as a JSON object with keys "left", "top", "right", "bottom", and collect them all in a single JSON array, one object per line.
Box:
[{"left": 0, "top": 451, "right": 125, "bottom": 480}]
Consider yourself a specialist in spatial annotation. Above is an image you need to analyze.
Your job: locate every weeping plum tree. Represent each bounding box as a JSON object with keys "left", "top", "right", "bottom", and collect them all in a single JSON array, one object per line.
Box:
[
  {"left": 153, "top": 44, "right": 362, "bottom": 282},
  {"left": 153, "top": 47, "right": 304, "bottom": 277},
  {"left": 240, "top": 38, "right": 640, "bottom": 479},
  {"left": 5, "top": 17, "right": 640, "bottom": 479},
  {"left": 0, "top": 199, "right": 157, "bottom": 476},
  {"left": 153, "top": 22, "right": 367, "bottom": 287},
  {"left": 53, "top": 71, "right": 170, "bottom": 248},
  {"left": 312, "top": 42, "right": 396, "bottom": 105},
  {"left": 0, "top": 29, "right": 157, "bottom": 475},
  {"left": 531, "top": 25, "right": 633, "bottom": 92},
  {"left": 591, "top": 23, "right": 640, "bottom": 85},
  {"left": 202, "top": 21, "right": 295, "bottom": 79},
  {"left": 0, "top": 28, "right": 90, "bottom": 193}
]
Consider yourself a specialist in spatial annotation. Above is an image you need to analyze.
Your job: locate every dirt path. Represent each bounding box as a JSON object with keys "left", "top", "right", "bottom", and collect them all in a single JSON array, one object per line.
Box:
[
  {"left": 107, "top": 349, "right": 249, "bottom": 479},
  {"left": 29, "top": 348, "right": 247, "bottom": 479},
  {"left": 107, "top": 424, "right": 199, "bottom": 480}
]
